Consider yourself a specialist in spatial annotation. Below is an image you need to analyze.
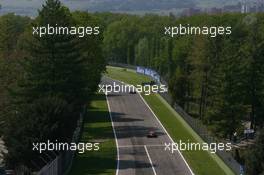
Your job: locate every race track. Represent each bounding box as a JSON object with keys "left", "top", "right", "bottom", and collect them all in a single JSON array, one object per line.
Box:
[{"left": 102, "top": 77, "right": 194, "bottom": 175}]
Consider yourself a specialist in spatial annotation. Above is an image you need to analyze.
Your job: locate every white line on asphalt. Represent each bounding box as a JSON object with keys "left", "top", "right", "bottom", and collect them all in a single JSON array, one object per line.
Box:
[
  {"left": 119, "top": 144, "right": 164, "bottom": 148},
  {"left": 144, "top": 145, "right": 157, "bottom": 175},
  {"left": 138, "top": 93, "right": 195, "bottom": 175},
  {"left": 106, "top": 94, "right": 120, "bottom": 175}
]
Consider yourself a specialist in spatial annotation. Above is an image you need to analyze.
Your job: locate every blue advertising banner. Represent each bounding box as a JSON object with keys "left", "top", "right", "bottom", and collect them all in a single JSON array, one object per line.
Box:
[{"left": 136, "top": 66, "right": 160, "bottom": 83}]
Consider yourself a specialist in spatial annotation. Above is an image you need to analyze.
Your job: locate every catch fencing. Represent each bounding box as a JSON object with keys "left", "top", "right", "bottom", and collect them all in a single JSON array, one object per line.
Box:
[
  {"left": 6, "top": 110, "right": 84, "bottom": 175},
  {"left": 36, "top": 111, "right": 84, "bottom": 175},
  {"left": 109, "top": 63, "right": 241, "bottom": 174}
]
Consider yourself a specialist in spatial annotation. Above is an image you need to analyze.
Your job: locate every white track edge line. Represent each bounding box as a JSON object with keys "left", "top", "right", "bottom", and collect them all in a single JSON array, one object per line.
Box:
[
  {"left": 144, "top": 145, "right": 157, "bottom": 175},
  {"left": 106, "top": 94, "right": 120, "bottom": 175},
  {"left": 119, "top": 144, "right": 164, "bottom": 148}
]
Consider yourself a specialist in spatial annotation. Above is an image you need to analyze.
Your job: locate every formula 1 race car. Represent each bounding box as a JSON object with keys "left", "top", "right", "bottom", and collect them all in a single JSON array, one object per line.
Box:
[
  {"left": 129, "top": 90, "right": 137, "bottom": 94},
  {"left": 141, "top": 81, "right": 156, "bottom": 86},
  {"left": 147, "top": 131, "right": 158, "bottom": 138}
]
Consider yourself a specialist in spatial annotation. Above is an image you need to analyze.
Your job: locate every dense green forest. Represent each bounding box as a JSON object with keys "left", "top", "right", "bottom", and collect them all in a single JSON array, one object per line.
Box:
[
  {"left": 0, "top": 0, "right": 105, "bottom": 170},
  {"left": 101, "top": 12, "right": 264, "bottom": 174},
  {"left": 0, "top": 0, "right": 264, "bottom": 174}
]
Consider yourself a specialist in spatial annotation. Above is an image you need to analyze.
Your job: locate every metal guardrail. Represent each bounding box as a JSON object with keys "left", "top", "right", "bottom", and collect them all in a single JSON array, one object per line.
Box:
[{"left": 109, "top": 63, "right": 241, "bottom": 174}]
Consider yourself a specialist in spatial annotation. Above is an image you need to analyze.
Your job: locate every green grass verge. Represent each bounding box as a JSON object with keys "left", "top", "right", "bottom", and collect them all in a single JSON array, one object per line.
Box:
[
  {"left": 106, "top": 66, "right": 152, "bottom": 86},
  {"left": 68, "top": 94, "right": 116, "bottom": 175},
  {"left": 106, "top": 66, "right": 234, "bottom": 175}
]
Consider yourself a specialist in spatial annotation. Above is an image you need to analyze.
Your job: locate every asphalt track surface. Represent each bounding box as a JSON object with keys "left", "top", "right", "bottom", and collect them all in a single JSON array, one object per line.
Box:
[{"left": 102, "top": 77, "right": 194, "bottom": 175}]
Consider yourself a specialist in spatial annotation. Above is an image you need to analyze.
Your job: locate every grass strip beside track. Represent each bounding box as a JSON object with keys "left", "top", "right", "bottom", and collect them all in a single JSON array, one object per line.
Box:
[
  {"left": 106, "top": 66, "right": 234, "bottom": 175},
  {"left": 69, "top": 94, "right": 116, "bottom": 175}
]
